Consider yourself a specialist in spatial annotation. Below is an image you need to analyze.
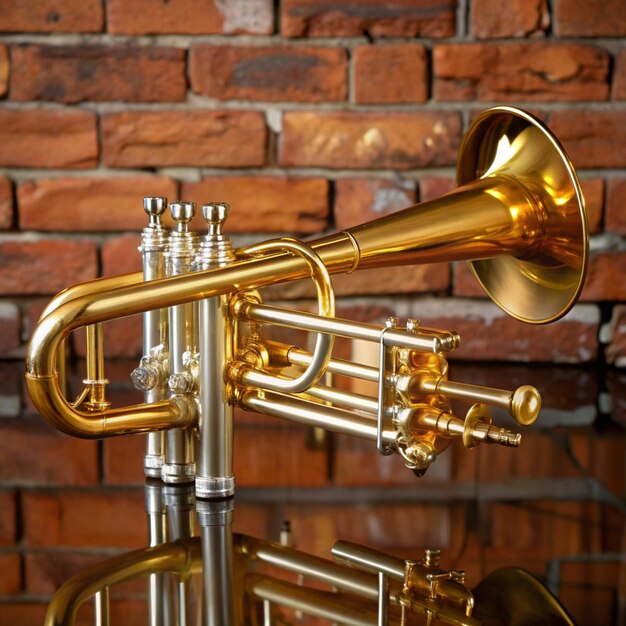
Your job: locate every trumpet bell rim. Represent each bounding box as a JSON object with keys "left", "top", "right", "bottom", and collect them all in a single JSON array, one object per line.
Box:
[{"left": 458, "top": 106, "right": 588, "bottom": 325}]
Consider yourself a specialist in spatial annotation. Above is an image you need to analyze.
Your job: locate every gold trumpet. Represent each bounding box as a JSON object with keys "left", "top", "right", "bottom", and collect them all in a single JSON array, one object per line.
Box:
[{"left": 27, "top": 106, "right": 587, "bottom": 625}]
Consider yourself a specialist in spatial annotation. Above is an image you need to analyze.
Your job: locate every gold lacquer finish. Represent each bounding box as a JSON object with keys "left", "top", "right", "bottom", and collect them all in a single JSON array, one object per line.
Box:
[
  {"left": 459, "top": 106, "right": 588, "bottom": 324},
  {"left": 24, "top": 106, "right": 588, "bottom": 626},
  {"left": 45, "top": 530, "right": 570, "bottom": 626}
]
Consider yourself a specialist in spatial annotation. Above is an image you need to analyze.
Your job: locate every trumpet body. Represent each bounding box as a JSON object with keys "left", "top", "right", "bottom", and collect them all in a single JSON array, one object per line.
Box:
[{"left": 26, "top": 106, "right": 587, "bottom": 626}]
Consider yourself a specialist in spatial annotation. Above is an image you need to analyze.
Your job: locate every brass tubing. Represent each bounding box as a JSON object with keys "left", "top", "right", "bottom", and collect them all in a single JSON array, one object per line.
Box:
[
  {"left": 39, "top": 272, "right": 144, "bottom": 320},
  {"left": 349, "top": 175, "right": 541, "bottom": 269},
  {"left": 332, "top": 541, "right": 406, "bottom": 579},
  {"left": 419, "top": 378, "right": 541, "bottom": 426},
  {"left": 45, "top": 539, "right": 201, "bottom": 626},
  {"left": 239, "top": 389, "right": 397, "bottom": 446},
  {"left": 333, "top": 540, "right": 475, "bottom": 614},
  {"left": 25, "top": 234, "right": 356, "bottom": 438},
  {"left": 302, "top": 384, "right": 378, "bottom": 414},
  {"left": 235, "top": 535, "right": 381, "bottom": 599},
  {"left": 83, "top": 323, "right": 109, "bottom": 411},
  {"left": 245, "top": 574, "right": 380, "bottom": 626},
  {"left": 288, "top": 348, "right": 379, "bottom": 383},
  {"left": 28, "top": 117, "right": 582, "bottom": 437},
  {"left": 38, "top": 272, "right": 142, "bottom": 402},
  {"left": 94, "top": 588, "right": 110, "bottom": 626},
  {"left": 239, "top": 301, "right": 449, "bottom": 353}
]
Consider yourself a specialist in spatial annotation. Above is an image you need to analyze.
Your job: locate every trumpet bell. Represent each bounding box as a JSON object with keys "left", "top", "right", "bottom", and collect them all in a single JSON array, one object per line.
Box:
[
  {"left": 459, "top": 106, "right": 588, "bottom": 324},
  {"left": 472, "top": 567, "right": 576, "bottom": 625}
]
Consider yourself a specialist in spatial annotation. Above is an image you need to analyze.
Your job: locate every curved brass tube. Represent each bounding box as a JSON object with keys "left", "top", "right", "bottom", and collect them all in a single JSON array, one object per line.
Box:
[
  {"left": 39, "top": 272, "right": 144, "bottom": 320},
  {"left": 45, "top": 538, "right": 201, "bottom": 626},
  {"left": 25, "top": 233, "right": 356, "bottom": 439},
  {"left": 26, "top": 107, "right": 588, "bottom": 440}
]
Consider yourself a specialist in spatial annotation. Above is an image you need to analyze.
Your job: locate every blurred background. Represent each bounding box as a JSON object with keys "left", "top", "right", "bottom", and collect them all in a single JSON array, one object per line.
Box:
[{"left": 0, "top": 0, "right": 624, "bottom": 624}]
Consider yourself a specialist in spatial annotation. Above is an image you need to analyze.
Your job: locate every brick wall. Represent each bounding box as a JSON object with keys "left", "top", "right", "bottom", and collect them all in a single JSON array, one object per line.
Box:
[{"left": 0, "top": 1, "right": 624, "bottom": 625}]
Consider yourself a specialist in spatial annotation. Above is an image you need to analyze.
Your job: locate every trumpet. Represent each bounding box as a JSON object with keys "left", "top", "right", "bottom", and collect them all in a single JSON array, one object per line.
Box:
[{"left": 27, "top": 106, "right": 587, "bottom": 625}]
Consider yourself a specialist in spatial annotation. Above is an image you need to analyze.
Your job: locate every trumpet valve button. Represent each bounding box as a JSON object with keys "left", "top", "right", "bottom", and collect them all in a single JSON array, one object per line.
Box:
[
  {"left": 143, "top": 197, "right": 167, "bottom": 227},
  {"left": 144, "top": 196, "right": 167, "bottom": 215},
  {"left": 170, "top": 202, "right": 196, "bottom": 232},
  {"left": 202, "top": 202, "right": 230, "bottom": 236}
]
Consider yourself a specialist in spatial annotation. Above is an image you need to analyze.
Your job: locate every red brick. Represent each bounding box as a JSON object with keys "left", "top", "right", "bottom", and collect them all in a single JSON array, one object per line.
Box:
[
  {"left": 456, "top": 431, "right": 587, "bottom": 485},
  {"left": 107, "top": 0, "right": 273, "bottom": 35},
  {"left": 489, "top": 501, "right": 587, "bottom": 555},
  {"left": 25, "top": 551, "right": 118, "bottom": 595},
  {"left": 0, "top": 491, "right": 16, "bottom": 546},
  {"left": 0, "top": 603, "right": 47, "bottom": 625},
  {"left": 450, "top": 362, "right": 598, "bottom": 416},
  {"left": 471, "top": 0, "right": 549, "bottom": 38},
  {"left": 333, "top": 432, "right": 451, "bottom": 486},
  {"left": 234, "top": 425, "right": 329, "bottom": 487},
  {"left": 0, "top": 109, "right": 97, "bottom": 169},
  {"left": 615, "top": 50, "right": 626, "bottom": 100},
  {"left": 607, "top": 370, "right": 626, "bottom": 427},
  {"left": 231, "top": 503, "right": 272, "bottom": 538},
  {"left": 579, "top": 177, "right": 603, "bottom": 233},
  {"left": 0, "top": 45, "right": 8, "bottom": 97},
  {"left": 419, "top": 175, "right": 455, "bottom": 202},
  {"left": 0, "top": 238, "right": 97, "bottom": 295},
  {"left": 414, "top": 298, "right": 600, "bottom": 363},
  {"left": 281, "top": 0, "right": 456, "bottom": 38},
  {"left": 560, "top": 561, "right": 622, "bottom": 626},
  {"left": 266, "top": 263, "right": 449, "bottom": 300},
  {"left": 334, "top": 178, "right": 416, "bottom": 229},
  {"left": 606, "top": 305, "right": 626, "bottom": 366},
  {"left": 18, "top": 176, "right": 178, "bottom": 231},
  {"left": 102, "top": 110, "right": 267, "bottom": 168},
  {"left": 74, "top": 314, "right": 143, "bottom": 359},
  {"left": 554, "top": 0, "right": 626, "bottom": 36},
  {"left": 11, "top": 45, "right": 186, "bottom": 104},
  {"left": 0, "top": 176, "right": 13, "bottom": 229},
  {"left": 0, "top": 302, "right": 19, "bottom": 356},
  {"left": 606, "top": 178, "right": 626, "bottom": 235},
  {"left": 103, "top": 435, "right": 144, "bottom": 485},
  {"left": 190, "top": 45, "right": 346, "bottom": 102},
  {"left": 182, "top": 176, "right": 329, "bottom": 233},
  {"left": 581, "top": 250, "right": 626, "bottom": 301},
  {"left": 0, "top": 419, "right": 99, "bottom": 486},
  {"left": 284, "top": 503, "right": 450, "bottom": 557},
  {"left": 549, "top": 110, "right": 626, "bottom": 169},
  {"left": 22, "top": 490, "right": 146, "bottom": 548},
  {"left": 280, "top": 111, "right": 461, "bottom": 169},
  {"left": 0, "top": 362, "right": 21, "bottom": 418},
  {"left": 0, "top": 553, "right": 21, "bottom": 595},
  {"left": 0, "top": 0, "right": 103, "bottom": 32},
  {"left": 434, "top": 43, "right": 609, "bottom": 102},
  {"left": 102, "top": 234, "right": 142, "bottom": 276},
  {"left": 353, "top": 44, "right": 427, "bottom": 104},
  {"left": 586, "top": 436, "right": 626, "bottom": 498}
]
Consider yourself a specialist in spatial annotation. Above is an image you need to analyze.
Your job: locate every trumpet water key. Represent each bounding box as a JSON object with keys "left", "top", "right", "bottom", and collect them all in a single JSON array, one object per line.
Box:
[{"left": 26, "top": 106, "right": 587, "bottom": 625}]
